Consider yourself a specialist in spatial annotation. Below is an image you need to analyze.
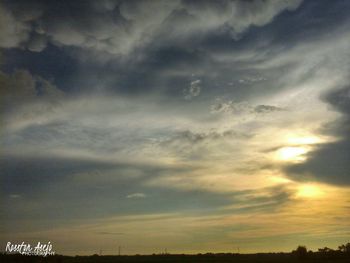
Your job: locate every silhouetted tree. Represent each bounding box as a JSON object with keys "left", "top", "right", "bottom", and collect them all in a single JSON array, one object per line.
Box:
[
  {"left": 318, "top": 247, "right": 333, "bottom": 253},
  {"left": 293, "top": 245, "right": 308, "bottom": 259},
  {"left": 338, "top": 243, "right": 350, "bottom": 253}
]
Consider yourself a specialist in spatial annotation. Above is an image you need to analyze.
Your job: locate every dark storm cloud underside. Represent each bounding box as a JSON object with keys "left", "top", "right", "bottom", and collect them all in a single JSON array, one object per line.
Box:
[
  {"left": 2, "top": 45, "right": 78, "bottom": 92},
  {"left": 2, "top": 0, "right": 349, "bottom": 99},
  {"left": 285, "top": 86, "right": 350, "bottom": 185}
]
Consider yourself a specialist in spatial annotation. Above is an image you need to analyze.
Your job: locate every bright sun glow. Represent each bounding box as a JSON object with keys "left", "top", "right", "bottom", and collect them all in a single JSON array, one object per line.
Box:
[
  {"left": 287, "top": 136, "right": 321, "bottom": 145},
  {"left": 277, "top": 146, "right": 308, "bottom": 161},
  {"left": 297, "top": 184, "right": 324, "bottom": 198}
]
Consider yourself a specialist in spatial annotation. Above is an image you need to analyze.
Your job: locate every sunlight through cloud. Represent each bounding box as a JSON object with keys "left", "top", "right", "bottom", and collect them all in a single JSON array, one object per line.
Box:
[
  {"left": 296, "top": 184, "right": 324, "bottom": 199},
  {"left": 276, "top": 146, "right": 308, "bottom": 162}
]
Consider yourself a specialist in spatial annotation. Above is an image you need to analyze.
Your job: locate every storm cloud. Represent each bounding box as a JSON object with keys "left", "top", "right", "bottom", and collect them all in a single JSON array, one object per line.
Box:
[
  {"left": 285, "top": 86, "right": 350, "bottom": 185},
  {"left": 1, "top": 0, "right": 350, "bottom": 255},
  {"left": 0, "top": 0, "right": 301, "bottom": 54}
]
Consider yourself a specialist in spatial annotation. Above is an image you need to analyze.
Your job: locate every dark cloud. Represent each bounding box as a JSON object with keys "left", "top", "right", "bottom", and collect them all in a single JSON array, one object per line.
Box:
[
  {"left": 286, "top": 140, "right": 350, "bottom": 185},
  {"left": 168, "top": 129, "right": 252, "bottom": 144},
  {"left": 285, "top": 86, "right": 350, "bottom": 185},
  {"left": 2, "top": 0, "right": 348, "bottom": 100},
  {"left": 0, "top": 0, "right": 306, "bottom": 98},
  {"left": 2, "top": 45, "right": 79, "bottom": 93},
  {"left": 0, "top": 150, "right": 293, "bottom": 234},
  {"left": 27, "top": 32, "right": 47, "bottom": 52},
  {"left": 324, "top": 86, "right": 350, "bottom": 115},
  {"left": 254, "top": 105, "right": 284, "bottom": 113},
  {"left": 0, "top": 155, "right": 118, "bottom": 196},
  {"left": 0, "top": 69, "right": 64, "bottom": 110},
  {"left": 0, "top": 0, "right": 302, "bottom": 55},
  {"left": 0, "top": 154, "right": 231, "bottom": 226}
]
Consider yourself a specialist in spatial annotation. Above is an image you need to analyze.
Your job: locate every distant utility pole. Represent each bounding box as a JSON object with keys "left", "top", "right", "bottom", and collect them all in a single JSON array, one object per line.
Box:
[
  {"left": 99, "top": 249, "right": 102, "bottom": 256},
  {"left": 118, "top": 246, "right": 121, "bottom": 256}
]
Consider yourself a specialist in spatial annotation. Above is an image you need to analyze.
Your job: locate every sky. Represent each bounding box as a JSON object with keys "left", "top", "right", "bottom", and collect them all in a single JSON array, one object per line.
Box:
[{"left": 0, "top": 0, "right": 350, "bottom": 256}]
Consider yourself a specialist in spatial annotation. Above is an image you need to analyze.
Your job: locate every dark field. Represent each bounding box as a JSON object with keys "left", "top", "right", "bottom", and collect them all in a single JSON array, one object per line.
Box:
[{"left": 1, "top": 252, "right": 349, "bottom": 263}]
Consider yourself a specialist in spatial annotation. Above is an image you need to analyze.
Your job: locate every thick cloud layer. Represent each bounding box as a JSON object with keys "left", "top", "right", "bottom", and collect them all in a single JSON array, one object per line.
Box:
[
  {"left": 0, "top": 0, "right": 301, "bottom": 55},
  {"left": 286, "top": 86, "right": 350, "bottom": 185}
]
